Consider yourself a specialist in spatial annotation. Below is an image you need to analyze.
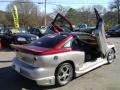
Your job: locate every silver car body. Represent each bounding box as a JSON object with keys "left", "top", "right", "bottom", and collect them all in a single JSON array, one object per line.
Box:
[
  {"left": 12, "top": 9, "right": 116, "bottom": 86},
  {"left": 12, "top": 44, "right": 115, "bottom": 86}
]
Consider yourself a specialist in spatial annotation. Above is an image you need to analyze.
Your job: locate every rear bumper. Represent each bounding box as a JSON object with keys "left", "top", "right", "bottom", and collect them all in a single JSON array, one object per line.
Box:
[{"left": 12, "top": 57, "right": 55, "bottom": 86}]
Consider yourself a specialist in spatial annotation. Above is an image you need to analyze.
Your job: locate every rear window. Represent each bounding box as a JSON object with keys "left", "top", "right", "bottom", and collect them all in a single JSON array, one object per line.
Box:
[{"left": 31, "top": 34, "right": 68, "bottom": 48}]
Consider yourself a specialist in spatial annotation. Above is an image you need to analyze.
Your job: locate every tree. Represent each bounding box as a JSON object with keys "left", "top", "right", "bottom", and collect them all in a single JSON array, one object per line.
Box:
[
  {"left": 110, "top": 0, "right": 120, "bottom": 24},
  {"left": 92, "top": 5, "right": 107, "bottom": 15},
  {"left": 65, "top": 8, "right": 79, "bottom": 24},
  {"left": 0, "top": 11, "right": 9, "bottom": 26},
  {"left": 103, "top": 11, "right": 117, "bottom": 30},
  {"left": 77, "top": 7, "right": 95, "bottom": 26},
  {"left": 6, "top": 0, "right": 42, "bottom": 27},
  {"left": 51, "top": 5, "right": 69, "bottom": 18}
]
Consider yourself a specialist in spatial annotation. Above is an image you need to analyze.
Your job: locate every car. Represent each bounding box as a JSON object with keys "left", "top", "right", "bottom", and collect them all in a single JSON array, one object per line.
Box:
[
  {"left": 106, "top": 25, "right": 120, "bottom": 37},
  {"left": 74, "top": 23, "right": 96, "bottom": 34},
  {"left": 0, "top": 28, "right": 13, "bottom": 47},
  {"left": 0, "top": 28, "right": 12, "bottom": 35},
  {"left": 28, "top": 27, "right": 43, "bottom": 37},
  {"left": 40, "top": 26, "right": 47, "bottom": 34},
  {"left": 12, "top": 9, "right": 116, "bottom": 86},
  {"left": 12, "top": 33, "right": 39, "bottom": 45},
  {"left": 17, "top": 28, "right": 29, "bottom": 33},
  {"left": 0, "top": 28, "right": 39, "bottom": 48},
  {"left": 76, "top": 23, "right": 88, "bottom": 29}
]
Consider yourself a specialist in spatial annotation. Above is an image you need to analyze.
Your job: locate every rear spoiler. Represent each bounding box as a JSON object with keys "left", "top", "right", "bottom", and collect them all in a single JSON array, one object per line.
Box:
[
  {"left": 10, "top": 44, "right": 43, "bottom": 55},
  {"left": 10, "top": 44, "right": 40, "bottom": 55}
]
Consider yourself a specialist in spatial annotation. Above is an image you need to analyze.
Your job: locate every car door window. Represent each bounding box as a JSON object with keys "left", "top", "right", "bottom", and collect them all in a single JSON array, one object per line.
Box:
[
  {"left": 52, "top": 13, "right": 73, "bottom": 33},
  {"left": 63, "top": 38, "right": 81, "bottom": 50},
  {"left": 71, "top": 39, "right": 80, "bottom": 50},
  {"left": 63, "top": 39, "right": 72, "bottom": 48}
]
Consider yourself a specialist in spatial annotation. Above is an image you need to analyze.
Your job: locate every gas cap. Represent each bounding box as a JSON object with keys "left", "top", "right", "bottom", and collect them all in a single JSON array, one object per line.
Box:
[{"left": 54, "top": 56, "right": 58, "bottom": 60}]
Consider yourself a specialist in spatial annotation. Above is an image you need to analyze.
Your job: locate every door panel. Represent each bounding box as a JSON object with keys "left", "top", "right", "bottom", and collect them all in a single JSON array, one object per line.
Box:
[
  {"left": 94, "top": 8, "right": 107, "bottom": 56},
  {"left": 50, "top": 13, "right": 73, "bottom": 33}
]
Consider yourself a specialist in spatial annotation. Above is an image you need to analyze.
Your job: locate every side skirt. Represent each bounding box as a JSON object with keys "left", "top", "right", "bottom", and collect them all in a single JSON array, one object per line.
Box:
[{"left": 75, "top": 57, "right": 107, "bottom": 77}]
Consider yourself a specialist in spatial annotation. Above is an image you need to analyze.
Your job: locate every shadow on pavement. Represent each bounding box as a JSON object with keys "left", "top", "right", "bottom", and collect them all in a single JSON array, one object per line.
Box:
[
  {"left": 0, "top": 48, "right": 13, "bottom": 52},
  {"left": 0, "top": 66, "right": 59, "bottom": 90}
]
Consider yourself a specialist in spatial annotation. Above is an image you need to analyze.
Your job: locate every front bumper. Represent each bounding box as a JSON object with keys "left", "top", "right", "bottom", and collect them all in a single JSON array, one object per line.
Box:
[{"left": 12, "top": 57, "right": 55, "bottom": 86}]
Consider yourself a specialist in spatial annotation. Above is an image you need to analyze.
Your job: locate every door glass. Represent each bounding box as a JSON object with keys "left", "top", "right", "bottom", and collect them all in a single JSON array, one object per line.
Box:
[
  {"left": 53, "top": 14, "right": 73, "bottom": 32},
  {"left": 63, "top": 39, "right": 72, "bottom": 48}
]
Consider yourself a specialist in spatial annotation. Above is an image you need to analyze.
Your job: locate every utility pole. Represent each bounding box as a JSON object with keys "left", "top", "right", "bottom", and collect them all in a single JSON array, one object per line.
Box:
[{"left": 45, "top": 0, "right": 47, "bottom": 27}]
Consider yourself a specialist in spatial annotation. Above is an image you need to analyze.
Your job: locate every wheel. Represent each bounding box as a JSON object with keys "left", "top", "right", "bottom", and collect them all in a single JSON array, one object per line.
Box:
[
  {"left": 106, "top": 49, "right": 115, "bottom": 64},
  {"left": 55, "top": 63, "right": 73, "bottom": 86}
]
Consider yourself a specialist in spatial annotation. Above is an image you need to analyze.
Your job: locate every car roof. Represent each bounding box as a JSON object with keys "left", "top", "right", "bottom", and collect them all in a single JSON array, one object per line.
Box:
[{"left": 15, "top": 33, "right": 37, "bottom": 37}]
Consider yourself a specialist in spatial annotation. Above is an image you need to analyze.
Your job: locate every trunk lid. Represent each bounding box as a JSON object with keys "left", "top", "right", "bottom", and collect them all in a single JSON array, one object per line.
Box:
[{"left": 11, "top": 44, "right": 50, "bottom": 66}]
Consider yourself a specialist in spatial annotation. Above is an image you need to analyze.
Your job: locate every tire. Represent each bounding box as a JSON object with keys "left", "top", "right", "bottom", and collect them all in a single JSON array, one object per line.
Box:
[
  {"left": 55, "top": 63, "right": 73, "bottom": 86},
  {"left": 106, "top": 49, "right": 115, "bottom": 64}
]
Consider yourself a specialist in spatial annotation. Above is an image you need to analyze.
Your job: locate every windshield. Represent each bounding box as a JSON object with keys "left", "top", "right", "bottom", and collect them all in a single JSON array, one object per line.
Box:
[
  {"left": 111, "top": 25, "right": 120, "bottom": 30},
  {"left": 31, "top": 34, "right": 68, "bottom": 48},
  {"left": 56, "top": 16, "right": 72, "bottom": 32}
]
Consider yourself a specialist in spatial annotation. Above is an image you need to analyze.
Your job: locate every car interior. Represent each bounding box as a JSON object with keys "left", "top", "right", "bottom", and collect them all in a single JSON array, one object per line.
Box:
[{"left": 71, "top": 35, "right": 100, "bottom": 62}]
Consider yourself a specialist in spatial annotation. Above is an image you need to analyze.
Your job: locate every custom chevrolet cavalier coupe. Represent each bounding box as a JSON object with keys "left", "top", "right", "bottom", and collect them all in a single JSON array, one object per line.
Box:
[{"left": 12, "top": 9, "right": 116, "bottom": 86}]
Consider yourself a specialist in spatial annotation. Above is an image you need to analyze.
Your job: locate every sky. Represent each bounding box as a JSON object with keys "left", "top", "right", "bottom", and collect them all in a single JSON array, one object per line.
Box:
[{"left": 0, "top": 0, "right": 112, "bottom": 13}]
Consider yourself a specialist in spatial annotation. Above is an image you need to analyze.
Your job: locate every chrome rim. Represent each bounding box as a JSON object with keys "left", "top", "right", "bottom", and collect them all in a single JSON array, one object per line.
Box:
[
  {"left": 108, "top": 50, "right": 115, "bottom": 63},
  {"left": 57, "top": 64, "right": 73, "bottom": 85}
]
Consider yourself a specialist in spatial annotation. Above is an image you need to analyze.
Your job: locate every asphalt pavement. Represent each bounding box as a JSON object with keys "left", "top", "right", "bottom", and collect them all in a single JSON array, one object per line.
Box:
[{"left": 0, "top": 38, "right": 120, "bottom": 90}]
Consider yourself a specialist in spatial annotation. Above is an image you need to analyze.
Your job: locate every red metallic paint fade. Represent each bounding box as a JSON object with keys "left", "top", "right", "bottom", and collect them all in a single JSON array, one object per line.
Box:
[
  {"left": 12, "top": 45, "right": 72, "bottom": 55},
  {"left": 40, "top": 48, "right": 72, "bottom": 55},
  {"left": 11, "top": 44, "right": 51, "bottom": 55},
  {"left": 11, "top": 36, "right": 73, "bottom": 55},
  {"left": 54, "top": 36, "right": 73, "bottom": 49},
  {"left": 39, "top": 36, "right": 73, "bottom": 55},
  {"left": 36, "top": 35, "right": 73, "bottom": 55}
]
